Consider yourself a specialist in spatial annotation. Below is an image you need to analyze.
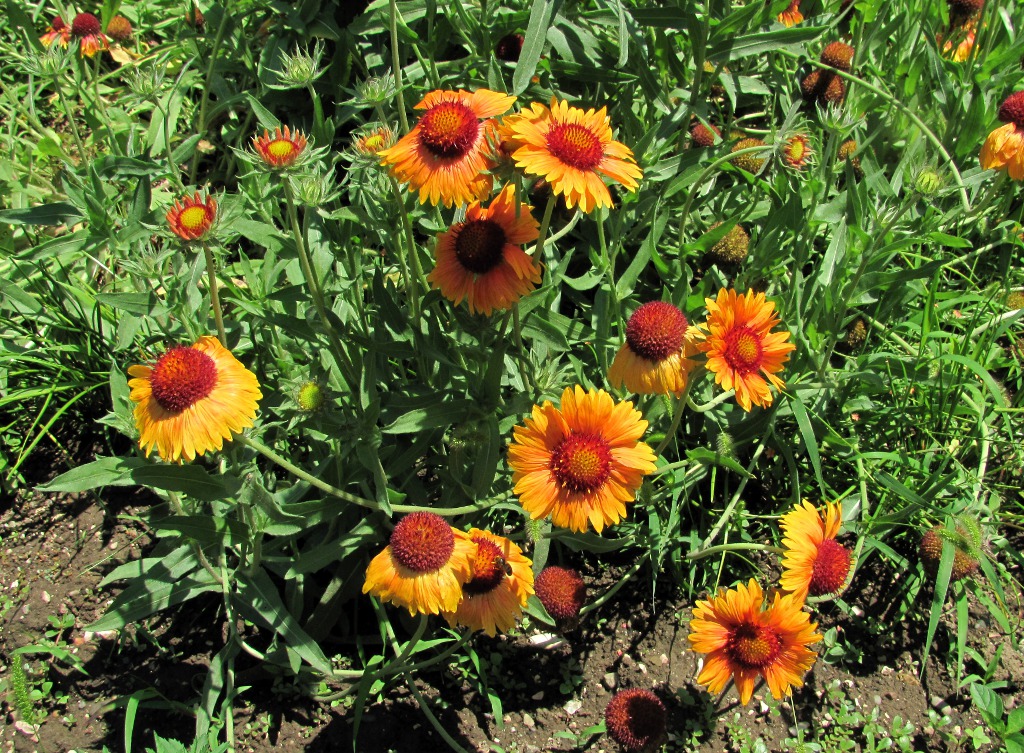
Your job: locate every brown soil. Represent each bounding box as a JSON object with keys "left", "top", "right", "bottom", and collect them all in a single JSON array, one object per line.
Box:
[{"left": 1, "top": 461, "right": 1019, "bottom": 753}]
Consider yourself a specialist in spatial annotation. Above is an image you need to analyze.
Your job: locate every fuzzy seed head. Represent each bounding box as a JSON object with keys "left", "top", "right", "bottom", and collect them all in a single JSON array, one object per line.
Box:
[
  {"left": 821, "top": 41, "right": 855, "bottom": 71},
  {"left": 998, "top": 91, "right": 1024, "bottom": 128},
  {"left": 731, "top": 137, "right": 766, "bottom": 173},
  {"left": 534, "top": 566, "right": 586, "bottom": 624},
  {"left": 604, "top": 689, "right": 667, "bottom": 752},
  {"left": 919, "top": 526, "right": 979, "bottom": 583}
]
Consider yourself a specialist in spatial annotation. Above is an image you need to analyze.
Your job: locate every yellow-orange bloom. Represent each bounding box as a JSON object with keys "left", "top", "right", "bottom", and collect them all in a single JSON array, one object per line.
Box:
[
  {"left": 608, "top": 301, "right": 699, "bottom": 396},
  {"left": 70, "top": 12, "right": 108, "bottom": 57},
  {"left": 363, "top": 512, "right": 475, "bottom": 615},
  {"left": 507, "top": 386, "right": 656, "bottom": 533},
  {"left": 166, "top": 192, "right": 217, "bottom": 241},
  {"left": 442, "top": 529, "right": 533, "bottom": 636},
  {"left": 688, "top": 579, "right": 821, "bottom": 705},
  {"left": 939, "top": 21, "right": 977, "bottom": 62},
  {"left": 427, "top": 184, "right": 541, "bottom": 315},
  {"left": 252, "top": 126, "right": 308, "bottom": 168},
  {"left": 508, "top": 98, "right": 642, "bottom": 213},
  {"left": 692, "top": 288, "right": 796, "bottom": 411},
  {"left": 777, "top": 0, "right": 803, "bottom": 26},
  {"left": 779, "top": 501, "right": 853, "bottom": 602},
  {"left": 980, "top": 91, "right": 1024, "bottom": 180},
  {"left": 40, "top": 16, "right": 70, "bottom": 47},
  {"left": 128, "top": 337, "right": 262, "bottom": 463},
  {"left": 380, "top": 88, "right": 516, "bottom": 207}
]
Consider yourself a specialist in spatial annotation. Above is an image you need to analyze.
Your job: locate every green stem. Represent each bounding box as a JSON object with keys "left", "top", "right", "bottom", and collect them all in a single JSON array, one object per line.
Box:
[
  {"left": 686, "top": 389, "right": 736, "bottom": 413},
  {"left": 201, "top": 242, "right": 227, "bottom": 346},
  {"left": 686, "top": 542, "right": 782, "bottom": 561},
  {"left": 512, "top": 302, "right": 535, "bottom": 395},
  {"left": 388, "top": 0, "right": 410, "bottom": 134},
  {"left": 167, "top": 491, "right": 225, "bottom": 586},
  {"left": 55, "top": 83, "right": 87, "bottom": 162},
  {"left": 532, "top": 194, "right": 558, "bottom": 261},
  {"left": 653, "top": 383, "right": 693, "bottom": 457},
  {"left": 190, "top": 5, "right": 232, "bottom": 182},
  {"left": 701, "top": 439, "right": 769, "bottom": 549},
  {"left": 389, "top": 175, "right": 423, "bottom": 320},
  {"left": 580, "top": 552, "right": 648, "bottom": 617}
]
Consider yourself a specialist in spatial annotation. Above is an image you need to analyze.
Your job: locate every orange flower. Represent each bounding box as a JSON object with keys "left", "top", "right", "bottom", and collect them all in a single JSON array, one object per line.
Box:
[
  {"left": 692, "top": 288, "right": 796, "bottom": 411},
  {"left": 252, "top": 126, "right": 308, "bottom": 169},
  {"left": 779, "top": 501, "right": 853, "bottom": 602},
  {"left": 363, "top": 512, "right": 475, "bottom": 615},
  {"left": 353, "top": 126, "right": 395, "bottom": 157},
  {"left": 608, "top": 301, "right": 699, "bottom": 396},
  {"left": 782, "top": 134, "right": 812, "bottom": 170},
  {"left": 939, "top": 21, "right": 977, "bottom": 62},
  {"left": 128, "top": 337, "right": 262, "bottom": 463},
  {"left": 507, "top": 386, "right": 657, "bottom": 533},
  {"left": 166, "top": 192, "right": 217, "bottom": 241},
  {"left": 442, "top": 529, "right": 533, "bottom": 636},
  {"left": 688, "top": 579, "right": 821, "bottom": 705},
  {"left": 427, "top": 184, "right": 541, "bottom": 315},
  {"left": 981, "top": 91, "right": 1024, "bottom": 179},
  {"left": 777, "top": 0, "right": 803, "bottom": 26},
  {"left": 379, "top": 88, "right": 516, "bottom": 207},
  {"left": 40, "top": 16, "right": 70, "bottom": 48},
  {"left": 508, "top": 98, "right": 642, "bottom": 213},
  {"left": 70, "top": 12, "right": 108, "bottom": 57}
]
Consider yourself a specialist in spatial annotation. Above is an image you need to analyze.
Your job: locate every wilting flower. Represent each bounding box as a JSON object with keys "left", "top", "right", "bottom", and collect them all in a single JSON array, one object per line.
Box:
[
  {"left": 690, "top": 122, "right": 721, "bottom": 148},
  {"left": 495, "top": 33, "right": 524, "bottom": 62},
  {"left": 534, "top": 566, "right": 587, "bottom": 627},
  {"left": 71, "top": 12, "right": 108, "bottom": 57},
  {"left": 688, "top": 579, "right": 821, "bottom": 705},
  {"left": 128, "top": 337, "right": 262, "bottom": 463},
  {"left": 508, "top": 98, "right": 642, "bottom": 213},
  {"left": 251, "top": 126, "right": 308, "bottom": 169},
  {"left": 820, "top": 41, "right": 855, "bottom": 71},
  {"left": 801, "top": 70, "right": 846, "bottom": 106},
  {"left": 939, "top": 20, "right": 977, "bottom": 62},
  {"left": 604, "top": 689, "right": 667, "bottom": 752},
  {"left": 442, "top": 529, "right": 533, "bottom": 636},
  {"left": 782, "top": 133, "right": 812, "bottom": 170},
  {"left": 780, "top": 501, "right": 853, "bottom": 602},
  {"left": 837, "top": 139, "right": 863, "bottom": 178},
  {"left": 980, "top": 91, "right": 1024, "bottom": 180},
  {"left": 708, "top": 222, "right": 750, "bottom": 265},
  {"left": 608, "top": 301, "right": 698, "bottom": 396},
  {"left": 730, "top": 137, "right": 767, "bottom": 174},
  {"left": 380, "top": 88, "right": 516, "bottom": 206},
  {"left": 427, "top": 184, "right": 541, "bottom": 315},
  {"left": 692, "top": 288, "right": 796, "bottom": 411},
  {"left": 919, "top": 524, "right": 981, "bottom": 583},
  {"left": 106, "top": 15, "right": 133, "bottom": 43},
  {"left": 777, "top": 0, "right": 803, "bottom": 26},
  {"left": 507, "top": 386, "right": 657, "bottom": 533},
  {"left": 40, "top": 16, "right": 70, "bottom": 48},
  {"left": 166, "top": 192, "right": 217, "bottom": 241},
  {"left": 363, "top": 512, "right": 475, "bottom": 615}
]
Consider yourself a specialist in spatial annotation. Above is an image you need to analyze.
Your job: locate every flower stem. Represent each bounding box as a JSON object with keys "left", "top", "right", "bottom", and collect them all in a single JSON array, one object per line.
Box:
[
  {"left": 653, "top": 382, "right": 694, "bottom": 457},
  {"left": 512, "top": 302, "right": 535, "bottom": 395},
  {"left": 702, "top": 439, "right": 769, "bottom": 549},
  {"left": 201, "top": 241, "right": 227, "bottom": 346},
  {"left": 532, "top": 193, "right": 558, "bottom": 261},
  {"left": 686, "top": 389, "right": 736, "bottom": 413},
  {"left": 685, "top": 542, "right": 782, "bottom": 561},
  {"left": 388, "top": 175, "right": 424, "bottom": 320},
  {"left": 190, "top": 5, "right": 231, "bottom": 183},
  {"left": 388, "top": 0, "right": 410, "bottom": 134},
  {"left": 55, "top": 83, "right": 87, "bottom": 162}
]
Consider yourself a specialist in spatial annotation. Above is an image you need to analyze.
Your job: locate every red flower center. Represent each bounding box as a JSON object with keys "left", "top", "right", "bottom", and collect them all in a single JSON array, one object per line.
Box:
[
  {"left": 625, "top": 301, "right": 687, "bottom": 362},
  {"left": 463, "top": 537, "right": 508, "bottom": 596},
  {"left": 998, "top": 91, "right": 1024, "bottom": 129},
  {"left": 149, "top": 346, "right": 218, "bottom": 412},
  {"left": 418, "top": 101, "right": 480, "bottom": 158},
  {"left": 454, "top": 218, "right": 506, "bottom": 275},
  {"left": 389, "top": 512, "right": 455, "bottom": 573},
  {"left": 550, "top": 432, "right": 612, "bottom": 494},
  {"left": 534, "top": 566, "right": 586, "bottom": 620},
  {"left": 546, "top": 122, "right": 604, "bottom": 170},
  {"left": 605, "top": 689, "right": 667, "bottom": 752},
  {"left": 52, "top": 16, "right": 67, "bottom": 31},
  {"left": 724, "top": 326, "right": 764, "bottom": 375},
  {"left": 728, "top": 623, "right": 783, "bottom": 669},
  {"left": 71, "top": 12, "right": 102, "bottom": 37},
  {"left": 809, "top": 539, "right": 852, "bottom": 596}
]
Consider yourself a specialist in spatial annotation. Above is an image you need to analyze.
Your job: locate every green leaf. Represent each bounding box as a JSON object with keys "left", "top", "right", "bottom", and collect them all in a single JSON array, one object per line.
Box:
[
  {"left": 153, "top": 515, "right": 249, "bottom": 547},
  {"left": 686, "top": 447, "right": 752, "bottom": 478},
  {"left": 39, "top": 457, "right": 239, "bottom": 502},
  {"left": 382, "top": 399, "right": 475, "bottom": 433},
  {"left": 513, "top": 0, "right": 561, "bottom": 94},
  {"left": 0, "top": 203, "right": 84, "bottom": 226},
  {"left": 245, "top": 93, "right": 281, "bottom": 131},
  {"left": 789, "top": 396, "right": 826, "bottom": 495},
  {"left": 922, "top": 539, "right": 955, "bottom": 676},
  {"left": 90, "top": 570, "right": 220, "bottom": 632},
  {"left": 95, "top": 291, "right": 169, "bottom": 316},
  {"left": 1007, "top": 708, "right": 1024, "bottom": 735}
]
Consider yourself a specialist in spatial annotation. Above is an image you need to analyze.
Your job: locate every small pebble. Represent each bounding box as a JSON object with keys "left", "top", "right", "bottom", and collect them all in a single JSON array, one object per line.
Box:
[{"left": 603, "top": 672, "right": 617, "bottom": 690}]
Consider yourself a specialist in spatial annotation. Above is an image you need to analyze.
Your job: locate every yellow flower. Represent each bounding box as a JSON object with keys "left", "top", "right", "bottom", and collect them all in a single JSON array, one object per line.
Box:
[
  {"left": 128, "top": 337, "right": 262, "bottom": 463},
  {"left": 980, "top": 91, "right": 1024, "bottom": 180},
  {"left": 252, "top": 125, "right": 308, "bottom": 168},
  {"left": 427, "top": 184, "right": 541, "bottom": 315},
  {"left": 692, "top": 288, "right": 796, "bottom": 411},
  {"left": 779, "top": 501, "right": 852, "bottom": 601},
  {"left": 363, "top": 512, "right": 475, "bottom": 615},
  {"left": 442, "top": 529, "right": 533, "bottom": 636},
  {"left": 166, "top": 192, "right": 217, "bottom": 241},
  {"left": 608, "top": 301, "right": 699, "bottom": 396},
  {"left": 688, "top": 579, "right": 821, "bottom": 705},
  {"left": 507, "top": 386, "right": 656, "bottom": 533},
  {"left": 508, "top": 98, "right": 642, "bottom": 213},
  {"left": 379, "top": 88, "right": 516, "bottom": 207}
]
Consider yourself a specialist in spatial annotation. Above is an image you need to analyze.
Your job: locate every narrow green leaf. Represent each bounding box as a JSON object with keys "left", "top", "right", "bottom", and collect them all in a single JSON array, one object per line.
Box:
[
  {"left": 513, "top": 0, "right": 561, "bottom": 94},
  {"left": 0, "top": 202, "right": 84, "bottom": 226},
  {"left": 922, "top": 540, "right": 955, "bottom": 676},
  {"left": 90, "top": 572, "right": 220, "bottom": 631}
]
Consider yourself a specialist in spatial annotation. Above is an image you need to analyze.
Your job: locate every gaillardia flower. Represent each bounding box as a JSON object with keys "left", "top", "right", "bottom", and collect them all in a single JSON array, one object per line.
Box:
[
  {"left": 919, "top": 524, "right": 980, "bottom": 582},
  {"left": 40, "top": 16, "right": 70, "bottom": 47},
  {"left": 820, "top": 41, "right": 855, "bottom": 71},
  {"left": 363, "top": 512, "right": 475, "bottom": 615},
  {"left": 730, "top": 137, "right": 767, "bottom": 174},
  {"left": 166, "top": 192, "right": 217, "bottom": 241},
  {"left": 693, "top": 288, "right": 796, "bottom": 411},
  {"left": 252, "top": 125, "right": 308, "bottom": 169},
  {"left": 688, "top": 579, "right": 821, "bottom": 705},
  {"left": 508, "top": 98, "right": 642, "bottom": 213},
  {"left": 442, "top": 529, "right": 533, "bottom": 636},
  {"left": 980, "top": 91, "right": 1024, "bottom": 180},
  {"left": 604, "top": 688, "right": 667, "bottom": 752},
  {"left": 427, "top": 184, "right": 541, "bottom": 315},
  {"left": 106, "top": 15, "right": 133, "bottom": 43},
  {"left": 379, "top": 88, "right": 516, "bottom": 206},
  {"left": 690, "top": 122, "right": 721, "bottom": 148},
  {"left": 128, "top": 337, "right": 262, "bottom": 463},
  {"left": 782, "top": 134, "right": 812, "bottom": 170},
  {"left": 939, "top": 20, "right": 977, "bottom": 62},
  {"left": 70, "top": 12, "right": 108, "bottom": 57},
  {"left": 779, "top": 501, "right": 853, "bottom": 601},
  {"left": 353, "top": 125, "right": 395, "bottom": 157},
  {"left": 708, "top": 222, "right": 750, "bottom": 265},
  {"left": 507, "top": 386, "right": 657, "bottom": 533},
  {"left": 777, "top": 0, "right": 803, "bottom": 26},
  {"left": 608, "top": 301, "right": 698, "bottom": 396},
  {"left": 534, "top": 565, "right": 587, "bottom": 627}
]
